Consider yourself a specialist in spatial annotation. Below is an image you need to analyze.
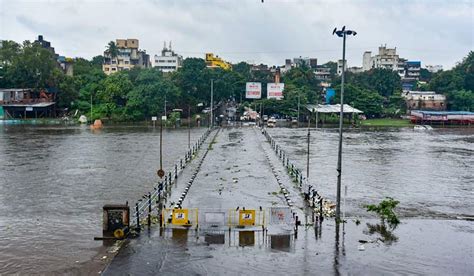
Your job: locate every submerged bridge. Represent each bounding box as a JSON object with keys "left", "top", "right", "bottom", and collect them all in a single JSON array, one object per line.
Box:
[{"left": 100, "top": 126, "right": 334, "bottom": 274}]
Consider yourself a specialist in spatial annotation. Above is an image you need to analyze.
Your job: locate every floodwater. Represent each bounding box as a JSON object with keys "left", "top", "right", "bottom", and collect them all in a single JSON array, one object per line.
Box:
[
  {"left": 1, "top": 125, "right": 473, "bottom": 274},
  {"left": 0, "top": 124, "right": 206, "bottom": 275},
  {"left": 104, "top": 127, "right": 473, "bottom": 275},
  {"left": 267, "top": 127, "right": 474, "bottom": 219}
]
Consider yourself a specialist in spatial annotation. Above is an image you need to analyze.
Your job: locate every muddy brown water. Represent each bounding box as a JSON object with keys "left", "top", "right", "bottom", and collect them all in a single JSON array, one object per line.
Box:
[
  {"left": 0, "top": 125, "right": 473, "bottom": 274},
  {"left": 0, "top": 124, "right": 206, "bottom": 275}
]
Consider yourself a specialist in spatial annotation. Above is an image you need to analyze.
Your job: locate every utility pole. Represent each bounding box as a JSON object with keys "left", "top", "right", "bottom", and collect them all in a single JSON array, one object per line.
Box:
[
  {"left": 90, "top": 93, "right": 93, "bottom": 123},
  {"left": 188, "top": 105, "right": 191, "bottom": 149},
  {"left": 306, "top": 116, "right": 311, "bottom": 179},
  {"left": 297, "top": 95, "right": 300, "bottom": 126},
  {"left": 210, "top": 79, "right": 214, "bottom": 128},
  {"left": 333, "top": 26, "right": 357, "bottom": 221},
  {"left": 164, "top": 94, "right": 167, "bottom": 118}
]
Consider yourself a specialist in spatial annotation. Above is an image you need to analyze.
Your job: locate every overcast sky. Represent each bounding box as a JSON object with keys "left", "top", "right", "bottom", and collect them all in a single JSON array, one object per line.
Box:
[{"left": 1, "top": 0, "right": 472, "bottom": 69}]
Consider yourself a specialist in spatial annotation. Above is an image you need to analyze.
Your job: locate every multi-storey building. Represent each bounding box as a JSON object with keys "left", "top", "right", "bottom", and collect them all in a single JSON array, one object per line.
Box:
[
  {"left": 425, "top": 65, "right": 443, "bottom": 73},
  {"left": 102, "top": 39, "right": 150, "bottom": 75},
  {"left": 403, "top": 91, "right": 446, "bottom": 111},
  {"left": 362, "top": 45, "right": 422, "bottom": 81},
  {"left": 337, "top": 59, "right": 347, "bottom": 75},
  {"left": 405, "top": 61, "right": 421, "bottom": 79},
  {"left": 152, "top": 41, "right": 183, "bottom": 73},
  {"left": 205, "top": 53, "right": 232, "bottom": 70}
]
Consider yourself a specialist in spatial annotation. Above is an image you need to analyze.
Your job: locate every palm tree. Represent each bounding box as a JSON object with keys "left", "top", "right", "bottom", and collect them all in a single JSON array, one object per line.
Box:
[{"left": 105, "top": 41, "right": 118, "bottom": 63}]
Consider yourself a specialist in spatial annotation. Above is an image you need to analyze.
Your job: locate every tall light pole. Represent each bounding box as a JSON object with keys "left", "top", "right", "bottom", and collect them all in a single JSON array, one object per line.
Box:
[
  {"left": 297, "top": 94, "right": 300, "bottom": 126},
  {"left": 333, "top": 26, "right": 357, "bottom": 221},
  {"left": 210, "top": 79, "right": 214, "bottom": 128}
]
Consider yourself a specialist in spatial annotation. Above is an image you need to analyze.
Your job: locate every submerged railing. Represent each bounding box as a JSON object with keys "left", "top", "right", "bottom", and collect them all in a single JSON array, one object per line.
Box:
[{"left": 130, "top": 128, "right": 214, "bottom": 232}]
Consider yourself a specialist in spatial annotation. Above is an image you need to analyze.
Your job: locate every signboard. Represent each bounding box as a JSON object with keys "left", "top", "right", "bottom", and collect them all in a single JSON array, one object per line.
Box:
[
  {"left": 267, "top": 83, "right": 284, "bottom": 100},
  {"left": 151, "top": 116, "right": 157, "bottom": 121},
  {"left": 161, "top": 115, "right": 167, "bottom": 121},
  {"left": 204, "top": 212, "right": 226, "bottom": 226},
  {"left": 325, "top": 88, "right": 336, "bottom": 104},
  {"left": 25, "top": 107, "right": 33, "bottom": 111},
  {"left": 239, "top": 210, "right": 256, "bottom": 226},
  {"left": 246, "top": 82, "right": 261, "bottom": 99},
  {"left": 172, "top": 209, "right": 189, "bottom": 225},
  {"left": 270, "top": 207, "right": 292, "bottom": 225}
]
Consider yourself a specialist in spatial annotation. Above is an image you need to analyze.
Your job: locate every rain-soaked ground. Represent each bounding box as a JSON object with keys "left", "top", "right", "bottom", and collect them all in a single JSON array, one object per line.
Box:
[
  {"left": 0, "top": 124, "right": 473, "bottom": 274},
  {"left": 0, "top": 124, "right": 206, "bottom": 275},
  {"left": 104, "top": 126, "right": 473, "bottom": 275}
]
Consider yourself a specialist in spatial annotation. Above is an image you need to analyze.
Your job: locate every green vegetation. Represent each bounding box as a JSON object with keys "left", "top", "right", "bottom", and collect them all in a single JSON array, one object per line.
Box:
[
  {"left": 360, "top": 118, "right": 412, "bottom": 127},
  {"left": 0, "top": 38, "right": 472, "bottom": 121},
  {"left": 365, "top": 197, "right": 400, "bottom": 227},
  {"left": 429, "top": 52, "right": 474, "bottom": 111}
]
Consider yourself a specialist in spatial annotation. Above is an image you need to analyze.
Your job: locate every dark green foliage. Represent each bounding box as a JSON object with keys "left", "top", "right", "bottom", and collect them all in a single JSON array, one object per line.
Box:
[
  {"left": 365, "top": 197, "right": 400, "bottom": 227},
  {"left": 429, "top": 51, "right": 474, "bottom": 111}
]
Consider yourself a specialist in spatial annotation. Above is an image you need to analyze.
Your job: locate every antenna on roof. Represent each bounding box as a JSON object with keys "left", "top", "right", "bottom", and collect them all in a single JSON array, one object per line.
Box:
[{"left": 169, "top": 41, "right": 172, "bottom": 51}]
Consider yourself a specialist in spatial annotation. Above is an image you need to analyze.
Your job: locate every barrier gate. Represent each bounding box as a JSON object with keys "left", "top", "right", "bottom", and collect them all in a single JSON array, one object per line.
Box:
[{"left": 161, "top": 207, "right": 294, "bottom": 229}]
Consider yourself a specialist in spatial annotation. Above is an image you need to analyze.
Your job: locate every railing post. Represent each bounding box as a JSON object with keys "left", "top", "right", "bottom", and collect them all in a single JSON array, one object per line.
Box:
[
  {"left": 148, "top": 192, "right": 152, "bottom": 227},
  {"left": 135, "top": 203, "right": 140, "bottom": 232},
  {"left": 168, "top": 172, "right": 172, "bottom": 184},
  {"left": 180, "top": 159, "right": 183, "bottom": 169},
  {"left": 175, "top": 164, "right": 178, "bottom": 179}
]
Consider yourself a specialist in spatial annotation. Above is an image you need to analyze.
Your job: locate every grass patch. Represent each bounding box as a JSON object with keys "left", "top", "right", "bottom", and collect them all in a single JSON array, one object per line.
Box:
[{"left": 360, "top": 118, "right": 412, "bottom": 127}]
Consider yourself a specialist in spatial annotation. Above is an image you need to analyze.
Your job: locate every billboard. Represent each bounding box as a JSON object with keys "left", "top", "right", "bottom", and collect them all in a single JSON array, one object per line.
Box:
[
  {"left": 267, "top": 83, "right": 285, "bottom": 100},
  {"left": 246, "top": 82, "right": 261, "bottom": 99},
  {"left": 325, "top": 88, "right": 335, "bottom": 104}
]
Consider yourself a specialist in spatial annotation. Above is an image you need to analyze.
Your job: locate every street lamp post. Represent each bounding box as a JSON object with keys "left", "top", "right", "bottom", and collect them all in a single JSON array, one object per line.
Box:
[
  {"left": 333, "top": 26, "right": 357, "bottom": 221},
  {"left": 210, "top": 79, "right": 214, "bottom": 128}
]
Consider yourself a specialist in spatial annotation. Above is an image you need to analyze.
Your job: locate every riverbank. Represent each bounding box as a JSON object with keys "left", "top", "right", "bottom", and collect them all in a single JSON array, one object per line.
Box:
[{"left": 360, "top": 118, "right": 412, "bottom": 127}]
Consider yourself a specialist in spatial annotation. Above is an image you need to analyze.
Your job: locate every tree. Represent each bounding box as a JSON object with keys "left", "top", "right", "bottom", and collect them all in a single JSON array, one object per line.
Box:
[
  {"left": 105, "top": 41, "right": 118, "bottom": 60},
  {"left": 445, "top": 89, "right": 474, "bottom": 111},
  {"left": 332, "top": 84, "right": 384, "bottom": 117}
]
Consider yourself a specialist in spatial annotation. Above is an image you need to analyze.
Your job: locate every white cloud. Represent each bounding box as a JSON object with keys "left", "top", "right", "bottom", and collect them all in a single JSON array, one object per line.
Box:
[{"left": 0, "top": 0, "right": 472, "bottom": 69}]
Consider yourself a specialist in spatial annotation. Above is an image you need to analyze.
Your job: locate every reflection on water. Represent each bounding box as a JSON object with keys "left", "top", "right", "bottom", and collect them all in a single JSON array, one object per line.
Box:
[{"left": 0, "top": 124, "right": 206, "bottom": 274}]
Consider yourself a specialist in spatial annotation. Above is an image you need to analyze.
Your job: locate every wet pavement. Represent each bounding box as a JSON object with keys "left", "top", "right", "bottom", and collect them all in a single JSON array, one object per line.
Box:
[
  {"left": 104, "top": 127, "right": 474, "bottom": 275},
  {"left": 1, "top": 125, "right": 473, "bottom": 274}
]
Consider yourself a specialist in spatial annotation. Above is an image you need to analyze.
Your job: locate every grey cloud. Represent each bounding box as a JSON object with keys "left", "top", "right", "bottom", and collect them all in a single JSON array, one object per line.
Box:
[{"left": 1, "top": 0, "right": 472, "bottom": 68}]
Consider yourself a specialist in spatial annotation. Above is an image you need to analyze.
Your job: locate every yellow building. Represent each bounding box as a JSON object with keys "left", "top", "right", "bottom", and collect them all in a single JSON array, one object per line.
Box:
[{"left": 205, "top": 53, "right": 232, "bottom": 70}]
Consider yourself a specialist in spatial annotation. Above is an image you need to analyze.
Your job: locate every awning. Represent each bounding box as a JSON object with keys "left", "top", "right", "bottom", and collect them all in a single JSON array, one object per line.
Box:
[{"left": 306, "top": 104, "right": 363, "bottom": 114}]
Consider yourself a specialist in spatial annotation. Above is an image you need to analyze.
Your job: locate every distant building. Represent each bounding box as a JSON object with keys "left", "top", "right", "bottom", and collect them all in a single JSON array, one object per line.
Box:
[
  {"left": 362, "top": 45, "right": 422, "bottom": 80},
  {"left": 403, "top": 91, "right": 446, "bottom": 111},
  {"left": 34, "top": 35, "right": 73, "bottom": 76},
  {"left": 314, "top": 66, "right": 331, "bottom": 81},
  {"left": 348, "top": 66, "right": 363, "bottom": 74},
  {"left": 282, "top": 57, "right": 317, "bottom": 72},
  {"left": 152, "top": 41, "right": 182, "bottom": 73},
  {"left": 337, "top": 59, "right": 347, "bottom": 75},
  {"left": 205, "top": 53, "right": 231, "bottom": 70},
  {"left": 103, "top": 38, "right": 151, "bottom": 75},
  {"left": 425, "top": 65, "right": 443, "bottom": 73},
  {"left": 405, "top": 61, "right": 421, "bottom": 79}
]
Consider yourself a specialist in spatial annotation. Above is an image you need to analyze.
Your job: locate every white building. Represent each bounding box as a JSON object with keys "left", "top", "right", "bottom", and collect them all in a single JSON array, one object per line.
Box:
[
  {"left": 425, "top": 65, "right": 443, "bottom": 73},
  {"left": 152, "top": 41, "right": 183, "bottom": 73},
  {"left": 337, "top": 59, "right": 347, "bottom": 75}
]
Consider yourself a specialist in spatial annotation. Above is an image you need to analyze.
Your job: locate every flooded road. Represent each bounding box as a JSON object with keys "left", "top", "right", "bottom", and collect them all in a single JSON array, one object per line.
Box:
[
  {"left": 267, "top": 127, "right": 474, "bottom": 219},
  {"left": 0, "top": 124, "right": 206, "bottom": 275},
  {"left": 105, "top": 127, "right": 473, "bottom": 275},
  {"left": 1, "top": 125, "right": 473, "bottom": 274}
]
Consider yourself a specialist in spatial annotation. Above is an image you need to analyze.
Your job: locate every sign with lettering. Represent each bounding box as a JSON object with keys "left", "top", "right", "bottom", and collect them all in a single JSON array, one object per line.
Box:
[
  {"left": 246, "top": 82, "right": 261, "bottom": 99},
  {"left": 267, "top": 83, "right": 284, "bottom": 100}
]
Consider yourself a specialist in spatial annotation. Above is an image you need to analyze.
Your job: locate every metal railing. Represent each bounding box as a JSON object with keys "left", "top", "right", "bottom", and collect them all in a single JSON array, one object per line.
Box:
[
  {"left": 130, "top": 128, "right": 214, "bottom": 231},
  {"left": 261, "top": 127, "right": 334, "bottom": 218}
]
